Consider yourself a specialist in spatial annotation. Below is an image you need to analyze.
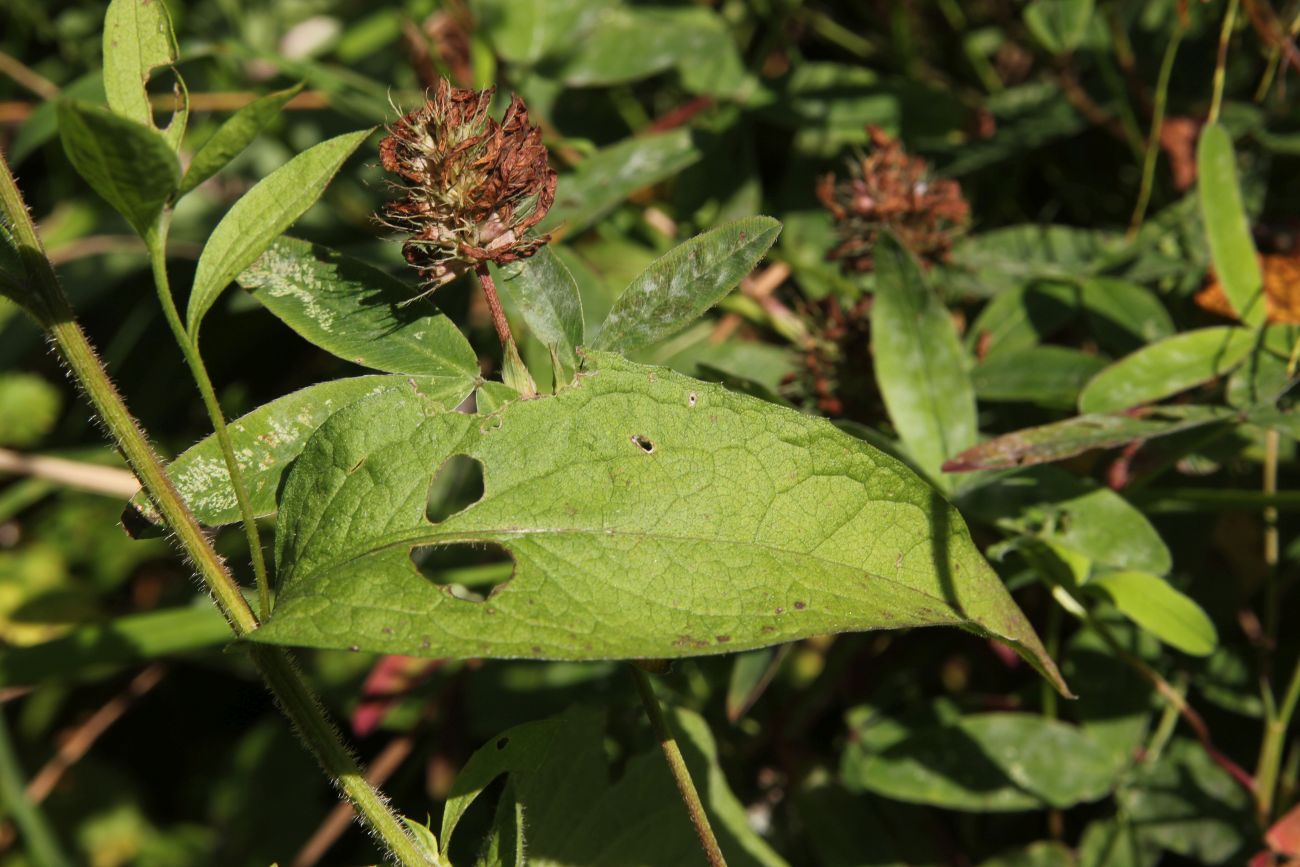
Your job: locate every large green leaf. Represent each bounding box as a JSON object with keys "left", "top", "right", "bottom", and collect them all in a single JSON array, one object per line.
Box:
[
  {"left": 58, "top": 100, "right": 180, "bottom": 239},
  {"left": 476, "top": 0, "right": 605, "bottom": 65},
  {"left": 441, "top": 704, "right": 787, "bottom": 866},
  {"left": 186, "top": 128, "right": 370, "bottom": 334},
  {"left": 178, "top": 84, "right": 303, "bottom": 197},
  {"left": 253, "top": 353, "right": 1067, "bottom": 694},
  {"left": 1078, "top": 327, "right": 1256, "bottom": 414},
  {"left": 1198, "top": 123, "right": 1265, "bottom": 327},
  {"left": 125, "top": 374, "right": 476, "bottom": 529},
  {"left": 593, "top": 217, "right": 781, "bottom": 353},
  {"left": 102, "top": 0, "right": 187, "bottom": 148},
  {"left": 871, "top": 233, "right": 978, "bottom": 487},
  {"left": 972, "top": 346, "right": 1107, "bottom": 409},
  {"left": 493, "top": 246, "right": 585, "bottom": 366},
  {"left": 1078, "top": 276, "right": 1176, "bottom": 355},
  {"left": 236, "top": 237, "right": 478, "bottom": 378},
  {"left": 1086, "top": 570, "right": 1218, "bottom": 656}
]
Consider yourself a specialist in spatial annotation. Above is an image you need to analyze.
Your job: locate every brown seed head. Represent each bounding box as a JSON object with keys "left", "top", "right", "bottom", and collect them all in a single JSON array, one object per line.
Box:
[
  {"left": 818, "top": 125, "right": 969, "bottom": 272},
  {"left": 378, "top": 79, "right": 557, "bottom": 290}
]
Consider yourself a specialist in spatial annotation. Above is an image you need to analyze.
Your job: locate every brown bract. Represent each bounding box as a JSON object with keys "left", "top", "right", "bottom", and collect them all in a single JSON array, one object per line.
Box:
[
  {"left": 817, "top": 125, "right": 969, "bottom": 272},
  {"left": 1196, "top": 254, "right": 1300, "bottom": 324},
  {"left": 378, "top": 79, "right": 557, "bottom": 290}
]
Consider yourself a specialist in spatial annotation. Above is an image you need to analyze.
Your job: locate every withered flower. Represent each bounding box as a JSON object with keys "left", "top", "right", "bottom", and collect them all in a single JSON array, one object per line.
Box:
[
  {"left": 379, "top": 79, "right": 557, "bottom": 292},
  {"left": 817, "top": 125, "right": 969, "bottom": 272}
]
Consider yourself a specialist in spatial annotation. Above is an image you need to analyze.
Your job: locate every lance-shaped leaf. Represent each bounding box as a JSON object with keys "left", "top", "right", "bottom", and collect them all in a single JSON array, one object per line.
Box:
[
  {"left": 102, "top": 0, "right": 187, "bottom": 149},
  {"left": 179, "top": 84, "right": 303, "bottom": 196},
  {"left": 1078, "top": 327, "right": 1257, "bottom": 414},
  {"left": 125, "top": 374, "right": 476, "bottom": 530},
  {"left": 186, "top": 128, "right": 370, "bottom": 334},
  {"left": 1198, "top": 123, "right": 1266, "bottom": 327},
  {"left": 493, "top": 245, "right": 585, "bottom": 366},
  {"left": 253, "top": 352, "right": 1068, "bottom": 695},
  {"left": 593, "top": 216, "right": 781, "bottom": 353},
  {"left": 237, "top": 237, "right": 478, "bottom": 378},
  {"left": 58, "top": 100, "right": 180, "bottom": 239},
  {"left": 872, "top": 232, "right": 977, "bottom": 487},
  {"left": 1085, "top": 570, "right": 1218, "bottom": 657}
]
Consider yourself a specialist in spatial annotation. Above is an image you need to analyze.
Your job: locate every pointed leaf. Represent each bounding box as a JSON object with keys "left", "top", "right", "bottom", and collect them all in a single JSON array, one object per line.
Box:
[
  {"left": 872, "top": 232, "right": 978, "bottom": 487},
  {"left": 58, "top": 100, "right": 179, "bottom": 239},
  {"left": 186, "top": 128, "right": 370, "bottom": 334},
  {"left": 237, "top": 237, "right": 478, "bottom": 378},
  {"left": 593, "top": 216, "right": 781, "bottom": 353},
  {"left": 1198, "top": 123, "right": 1266, "bottom": 327},
  {"left": 1086, "top": 570, "right": 1218, "bottom": 656},
  {"left": 493, "top": 246, "right": 584, "bottom": 365},
  {"left": 1078, "top": 327, "right": 1257, "bottom": 414},
  {"left": 253, "top": 353, "right": 1068, "bottom": 695},
  {"left": 972, "top": 346, "right": 1107, "bottom": 408},
  {"left": 102, "top": 0, "right": 187, "bottom": 148},
  {"left": 179, "top": 84, "right": 303, "bottom": 196},
  {"left": 1024, "top": 0, "right": 1096, "bottom": 55}
]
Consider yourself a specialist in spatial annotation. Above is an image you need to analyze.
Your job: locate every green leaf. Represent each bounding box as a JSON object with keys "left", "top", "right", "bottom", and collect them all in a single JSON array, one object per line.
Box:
[
  {"left": 1086, "top": 571, "right": 1218, "bottom": 656},
  {"left": 236, "top": 237, "right": 479, "bottom": 378},
  {"left": 102, "top": 0, "right": 186, "bottom": 148},
  {"left": 872, "top": 232, "right": 978, "bottom": 487},
  {"left": 178, "top": 84, "right": 303, "bottom": 197},
  {"left": 1198, "top": 123, "right": 1266, "bottom": 327},
  {"left": 440, "top": 704, "right": 787, "bottom": 866},
  {"left": 58, "top": 100, "right": 179, "bottom": 239},
  {"left": 978, "top": 842, "right": 1075, "bottom": 867},
  {"left": 1078, "top": 276, "right": 1176, "bottom": 356},
  {"left": 125, "top": 374, "right": 476, "bottom": 529},
  {"left": 948, "top": 224, "right": 1126, "bottom": 296},
  {"left": 1078, "top": 327, "right": 1257, "bottom": 414},
  {"left": 538, "top": 130, "right": 701, "bottom": 236},
  {"left": 186, "top": 128, "right": 370, "bottom": 334},
  {"left": 1024, "top": 0, "right": 1096, "bottom": 54},
  {"left": 254, "top": 352, "right": 1068, "bottom": 695},
  {"left": 477, "top": 0, "right": 609, "bottom": 65},
  {"left": 965, "top": 281, "right": 1077, "bottom": 358},
  {"left": 493, "top": 246, "right": 585, "bottom": 367},
  {"left": 944, "top": 405, "right": 1235, "bottom": 472},
  {"left": 972, "top": 346, "right": 1107, "bottom": 409},
  {"left": 593, "top": 217, "right": 781, "bottom": 353},
  {"left": 843, "top": 712, "right": 1116, "bottom": 811}
]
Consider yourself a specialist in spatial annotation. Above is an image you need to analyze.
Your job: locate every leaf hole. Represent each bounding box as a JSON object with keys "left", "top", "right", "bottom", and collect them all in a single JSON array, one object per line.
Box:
[
  {"left": 496, "top": 737, "right": 510, "bottom": 750},
  {"left": 426, "top": 454, "right": 485, "bottom": 524},
  {"left": 630, "top": 434, "right": 655, "bottom": 454},
  {"left": 688, "top": 392, "right": 697, "bottom": 407},
  {"left": 410, "top": 541, "right": 515, "bottom": 604}
]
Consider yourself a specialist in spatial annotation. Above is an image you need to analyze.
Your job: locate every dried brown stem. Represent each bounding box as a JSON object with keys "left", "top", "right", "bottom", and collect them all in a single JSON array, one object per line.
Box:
[{"left": 475, "top": 262, "right": 514, "bottom": 349}]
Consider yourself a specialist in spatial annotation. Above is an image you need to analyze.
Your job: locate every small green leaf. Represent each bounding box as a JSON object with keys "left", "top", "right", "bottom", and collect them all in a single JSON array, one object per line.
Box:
[
  {"left": 965, "top": 281, "right": 1077, "bottom": 358},
  {"left": 1086, "top": 570, "right": 1218, "bottom": 656},
  {"left": 1079, "top": 276, "right": 1176, "bottom": 355},
  {"left": 1023, "top": 0, "right": 1096, "bottom": 54},
  {"left": 972, "top": 346, "right": 1107, "bottom": 409},
  {"left": 102, "top": 0, "right": 187, "bottom": 148},
  {"left": 254, "top": 352, "right": 1068, "bottom": 695},
  {"left": 186, "top": 128, "right": 370, "bottom": 334},
  {"left": 593, "top": 216, "right": 781, "bottom": 353},
  {"left": 1078, "top": 327, "right": 1257, "bottom": 414},
  {"left": 237, "top": 237, "right": 478, "bottom": 378},
  {"left": 493, "top": 246, "right": 585, "bottom": 366},
  {"left": 58, "top": 100, "right": 180, "bottom": 239},
  {"left": 872, "top": 232, "right": 978, "bottom": 487},
  {"left": 125, "top": 374, "right": 476, "bottom": 529},
  {"left": 1198, "top": 123, "right": 1266, "bottom": 327},
  {"left": 178, "top": 84, "right": 304, "bottom": 197}
]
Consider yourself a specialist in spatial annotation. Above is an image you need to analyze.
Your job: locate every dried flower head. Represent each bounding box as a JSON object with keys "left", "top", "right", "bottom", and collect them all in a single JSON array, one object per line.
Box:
[
  {"left": 379, "top": 79, "right": 557, "bottom": 290},
  {"left": 817, "top": 125, "right": 969, "bottom": 272}
]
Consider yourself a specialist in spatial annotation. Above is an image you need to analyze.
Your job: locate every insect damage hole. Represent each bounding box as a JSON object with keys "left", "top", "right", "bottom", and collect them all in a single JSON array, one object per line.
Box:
[
  {"left": 426, "top": 454, "right": 485, "bottom": 524},
  {"left": 410, "top": 541, "right": 515, "bottom": 605},
  {"left": 630, "top": 434, "right": 655, "bottom": 453}
]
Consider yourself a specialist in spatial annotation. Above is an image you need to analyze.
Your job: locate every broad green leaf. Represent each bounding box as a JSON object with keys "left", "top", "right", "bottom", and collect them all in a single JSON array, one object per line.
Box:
[
  {"left": 1227, "top": 348, "right": 1296, "bottom": 408},
  {"left": 441, "top": 704, "right": 787, "bottom": 866},
  {"left": 1024, "top": 0, "right": 1096, "bottom": 54},
  {"left": 1078, "top": 818, "right": 1160, "bottom": 867},
  {"left": 948, "top": 224, "right": 1126, "bottom": 296},
  {"left": 476, "top": 0, "right": 609, "bottom": 65},
  {"left": 871, "top": 232, "right": 977, "bottom": 487},
  {"left": 186, "top": 128, "right": 370, "bottom": 334},
  {"left": 1086, "top": 570, "right": 1218, "bottom": 656},
  {"left": 254, "top": 353, "right": 1067, "bottom": 694},
  {"left": 965, "top": 281, "right": 1077, "bottom": 358},
  {"left": 58, "top": 100, "right": 179, "bottom": 239},
  {"left": 493, "top": 246, "right": 585, "bottom": 366},
  {"left": 1198, "top": 123, "right": 1266, "bottom": 327},
  {"left": 978, "top": 842, "right": 1075, "bottom": 867},
  {"left": 236, "top": 237, "right": 478, "bottom": 378},
  {"left": 843, "top": 712, "right": 1116, "bottom": 811},
  {"left": 539, "top": 130, "right": 701, "bottom": 236},
  {"left": 944, "top": 405, "right": 1235, "bottom": 472},
  {"left": 593, "top": 217, "right": 780, "bottom": 354},
  {"left": 178, "top": 84, "right": 303, "bottom": 197},
  {"left": 1078, "top": 276, "right": 1176, "bottom": 356},
  {"left": 972, "top": 346, "right": 1107, "bottom": 409},
  {"left": 102, "top": 0, "right": 187, "bottom": 148},
  {"left": 125, "top": 374, "right": 476, "bottom": 529},
  {"left": 1078, "top": 327, "right": 1257, "bottom": 414},
  {"left": 0, "top": 373, "right": 62, "bottom": 447}
]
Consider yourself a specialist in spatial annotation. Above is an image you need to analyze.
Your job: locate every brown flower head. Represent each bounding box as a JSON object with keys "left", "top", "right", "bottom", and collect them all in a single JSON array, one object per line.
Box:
[
  {"left": 817, "top": 125, "right": 969, "bottom": 272},
  {"left": 379, "top": 79, "right": 557, "bottom": 290}
]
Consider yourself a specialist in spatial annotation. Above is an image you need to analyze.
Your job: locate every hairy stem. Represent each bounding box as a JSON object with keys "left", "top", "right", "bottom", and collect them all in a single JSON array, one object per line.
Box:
[
  {"left": 0, "top": 153, "right": 431, "bottom": 866},
  {"left": 474, "top": 262, "right": 514, "bottom": 349},
  {"left": 630, "top": 665, "right": 728, "bottom": 867}
]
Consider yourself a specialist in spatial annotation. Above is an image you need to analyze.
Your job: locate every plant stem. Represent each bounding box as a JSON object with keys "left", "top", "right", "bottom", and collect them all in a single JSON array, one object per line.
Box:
[
  {"left": 1209, "top": 0, "right": 1240, "bottom": 125},
  {"left": 0, "top": 710, "right": 72, "bottom": 867},
  {"left": 146, "top": 233, "right": 272, "bottom": 618},
  {"left": 474, "top": 262, "right": 514, "bottom": 349},
  {"left": 1129, "top": 17, "right": 1186, "bottom": 237},
  {"left": 630, "top": 665, "right": 728, "bottom": 867},
  {"left": 0, "top": 153, "right": 431, "bottom": 866},
  {"left": 1256, "top": 638, "right": 1300, "bottom": 822}
]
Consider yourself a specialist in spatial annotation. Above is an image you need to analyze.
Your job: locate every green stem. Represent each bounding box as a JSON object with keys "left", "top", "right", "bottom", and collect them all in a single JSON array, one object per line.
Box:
[
  {"left": 1256, "top": 652, "right": 1300, "bottom": 822},
  {"left": 1129, "top": 18, "right": 1185, "bottom": 237},
  {"left": 0, "top": 710, "right": 73, "bottom": 867},
  {"left": 630, "top": 665, "right": 728, "bottom": 867},
  {"left": 1208, "top": 0, "right": 1240, "bottom": 125},
  {"left": 145, "top": 232, "right": 272, "bottom": 618},
  {"left": 0, "top": 153, "right": 431, "bottom": 866}
]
